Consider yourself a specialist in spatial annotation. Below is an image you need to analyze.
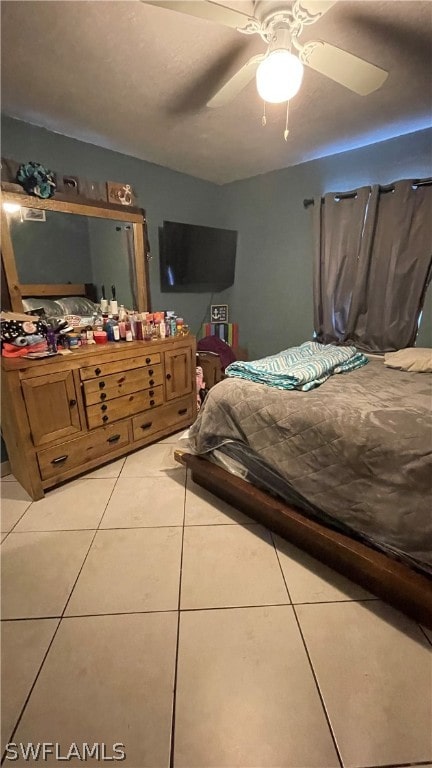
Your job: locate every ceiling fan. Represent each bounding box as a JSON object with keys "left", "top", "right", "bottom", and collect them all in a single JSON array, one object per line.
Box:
[{"left": 142, "top": 0, "right": 389, "bottom": 110}]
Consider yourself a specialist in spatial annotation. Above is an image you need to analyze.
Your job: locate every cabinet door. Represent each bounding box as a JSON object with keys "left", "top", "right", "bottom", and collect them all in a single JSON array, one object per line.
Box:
[
  {"left": 22, "top": 371, "right": 82, "bottom": 446},
  {"left": 164, "top": 347, "right": 193, "bottom": 401}
]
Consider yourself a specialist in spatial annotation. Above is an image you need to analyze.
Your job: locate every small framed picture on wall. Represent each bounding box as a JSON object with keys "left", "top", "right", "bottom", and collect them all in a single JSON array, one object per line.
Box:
[
  {"left": 211, "top": 304, "right": 229, "bottom": 323},
  {"left": 21, "top": 208, "right": 46, "bottom": 222}
]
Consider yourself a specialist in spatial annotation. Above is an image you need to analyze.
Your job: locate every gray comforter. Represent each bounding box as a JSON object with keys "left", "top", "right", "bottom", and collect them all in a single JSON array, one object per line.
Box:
[{"left": 186, "top": 359, "right": 432, "bottom": 573}]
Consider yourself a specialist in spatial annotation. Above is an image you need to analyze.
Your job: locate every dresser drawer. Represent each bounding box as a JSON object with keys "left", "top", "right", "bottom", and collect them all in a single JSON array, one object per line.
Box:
[
  {"left": 80, "top": 352, "right": 161, "bottom": 381},
  {"left": 132, "top": 396, "right": 194, "bottom": 442},
  {"left": 86, "top": 385, "right": 164, "bottom": 429},
  {"left": 83, "top": 365, "right": 163, "bottom": 405},
  {"left": 38, "top": 421, "right": 130, "bottom": 480}
]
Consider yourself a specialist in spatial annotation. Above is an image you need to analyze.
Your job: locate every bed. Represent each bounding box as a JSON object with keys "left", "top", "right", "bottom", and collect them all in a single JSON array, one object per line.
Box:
[
  {"left": 177, "top": 355, "right": 432, "bottom": 627},
  {"left": 22, "top": 288, "right": 99, "bottom": 326}
]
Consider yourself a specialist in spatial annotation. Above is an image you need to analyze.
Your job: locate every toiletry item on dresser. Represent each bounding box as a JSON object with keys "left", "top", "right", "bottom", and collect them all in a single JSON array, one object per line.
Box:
[
  {"left": 134, "top": 311, "right": 143, "bottom": 340},
  {"left": 67, "top": 333, "right": 81, "bottom": 349},
  {"left": 118, "top": 305, "right": 127, "bottom": 340},
  {"left": 100, "top": 285, "right": 108, "bottom": 314},
  {"left": 105, "top": 315, "right": 115, "bottom": 342},
  {"left": 47, "top": 330, "right": 57, "bottom": 353},
  {"left": 110, "top": 285, "right": 118, "bottom": 317},
  {"left": 94, "top": 330, "right": 108, "bottom": 345}
]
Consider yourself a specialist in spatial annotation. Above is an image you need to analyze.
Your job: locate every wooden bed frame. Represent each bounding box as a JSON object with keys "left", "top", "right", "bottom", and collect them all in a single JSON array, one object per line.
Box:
[{"left": 176, "top": 451, "right": 432, "bottom": 629}]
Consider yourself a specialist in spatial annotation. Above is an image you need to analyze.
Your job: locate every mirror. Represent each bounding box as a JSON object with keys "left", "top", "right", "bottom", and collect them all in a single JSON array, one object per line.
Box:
[{"left": 1, "top": 192, "right": 149, "bottom": 313}]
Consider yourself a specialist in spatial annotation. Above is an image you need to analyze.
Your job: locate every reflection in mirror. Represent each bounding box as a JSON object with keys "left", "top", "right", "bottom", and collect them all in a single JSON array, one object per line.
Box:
[{"left": 10, "top": 209, "right": 137, "bottom": 309}]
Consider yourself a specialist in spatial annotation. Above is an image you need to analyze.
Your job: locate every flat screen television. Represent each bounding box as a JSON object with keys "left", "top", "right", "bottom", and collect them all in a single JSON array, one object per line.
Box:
[{"left": 159, "top": 220, "right": 237, "bottom": 293}]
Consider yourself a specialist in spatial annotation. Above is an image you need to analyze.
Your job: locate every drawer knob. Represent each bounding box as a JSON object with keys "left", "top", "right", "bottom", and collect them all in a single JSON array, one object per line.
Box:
[
  {"left": 99, "top": 381, "right": 106, "bottom": 389},
  {"left": 150, "top": 399, "right": 155, "bottom": 406},
  {"left": 118, "top": 376, "right": 126, "bottom": 384},
  {"left": 148, "top": 369, "right": 154, "bottom": 376},
  {"left": 149, "top": 389, "right": 154, "bottom": 397},
  {"left": 100, "top": 392, "right": 107, "bottom": 401},
  {"left": 102, "top": 415, "right": 109, "bottom": 422},
  {"left": 101, "top": 404, "right": 108, "bottom": 412},
  {"left": 178, "top": 408, "right": 188, "bottom": 415},
  {"left": 107, "top": 434, "right": 121, "bottom": 443},
  {"left": 146, "top": 357, "right": 151, "bottom": 364},
  {"left": 69, "top": 399, "right": 77, "bottom": 407},
  {"left": 140, "top": 421, "right": 152, "bottom": 430},
  {"left": 149, "top": 379, "right": 155, "bottom": 387},
  {"left": 51, "top": 455, "right": 68, "bottom": 465},
  {"left": 166, "top": 373, "right": 172, "bottom": 380},
  {"left": 95, "top": 367, "right": 102, "bottom": 376}
]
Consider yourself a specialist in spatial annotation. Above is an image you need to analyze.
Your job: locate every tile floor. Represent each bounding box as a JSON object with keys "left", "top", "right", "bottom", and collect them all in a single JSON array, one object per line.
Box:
[{"left": 1, "top": 434, "right": 431, "bottom": 768}]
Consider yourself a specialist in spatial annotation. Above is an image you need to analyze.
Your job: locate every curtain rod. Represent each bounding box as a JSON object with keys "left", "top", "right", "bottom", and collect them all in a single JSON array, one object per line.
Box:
[{"left": 303, "top": 177, "right": 432, "bottom": 208}]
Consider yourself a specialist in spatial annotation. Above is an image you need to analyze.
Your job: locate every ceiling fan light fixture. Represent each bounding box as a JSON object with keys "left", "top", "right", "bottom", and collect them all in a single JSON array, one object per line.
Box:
[{"left": 256, "top": 49, "right": 304, "bottom": 104}]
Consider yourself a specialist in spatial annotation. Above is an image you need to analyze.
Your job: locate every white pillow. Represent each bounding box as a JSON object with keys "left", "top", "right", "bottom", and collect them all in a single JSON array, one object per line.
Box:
[{"left": 384, "top": 348, "right": 432, "bottom": 373}]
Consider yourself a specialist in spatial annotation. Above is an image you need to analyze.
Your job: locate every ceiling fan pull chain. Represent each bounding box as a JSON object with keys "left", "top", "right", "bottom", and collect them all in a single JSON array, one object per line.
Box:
[
  {"left": 284, "top": 100, "right": 290, "bottom": 141},
  {"left": 261, "top": 101, "right": 267, "bottom": 127}
]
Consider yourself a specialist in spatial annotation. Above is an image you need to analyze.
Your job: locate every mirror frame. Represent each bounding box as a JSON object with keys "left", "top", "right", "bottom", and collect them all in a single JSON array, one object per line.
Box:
[{"left": 1, "top": 190, "right": 150, "bottom": 313}]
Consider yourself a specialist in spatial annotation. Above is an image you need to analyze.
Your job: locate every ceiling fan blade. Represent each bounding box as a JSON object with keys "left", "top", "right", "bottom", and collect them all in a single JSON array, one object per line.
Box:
[
  {"left": 298, "top": 1, "right": 337, "bottom": 20},
  {"left": 207, "top": 54, "right": 264, "bottom": 108},
  {"left": 301, "top": 41, "right": 388, "bottom": 95},
  {"left": 142, "top": 1, "right": 256, "bottom": 30}
]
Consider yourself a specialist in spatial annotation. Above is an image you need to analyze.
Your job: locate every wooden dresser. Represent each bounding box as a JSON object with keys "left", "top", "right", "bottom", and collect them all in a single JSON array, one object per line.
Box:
[{"left": 1, "top": 336, "right": 197, "bottom": 500}]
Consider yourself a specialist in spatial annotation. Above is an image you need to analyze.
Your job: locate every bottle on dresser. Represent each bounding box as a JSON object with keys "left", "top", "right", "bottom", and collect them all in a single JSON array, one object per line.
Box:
[
  {"left": 105, "top": 315, "right": 120, "bottom": 342},
  {"left": 125, "top": 315, "right": 133, "bottom": 342},
  {"left": 118, "top": 305, "right": 127, "bottom": 340}
]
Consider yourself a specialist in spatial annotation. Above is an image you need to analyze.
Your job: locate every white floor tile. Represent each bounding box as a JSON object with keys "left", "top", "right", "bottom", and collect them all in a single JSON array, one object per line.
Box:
[
  {"left": 273, "top": 535, "right": 375, "bottom": 603},
  {"left": 181, "top": 524, "right": 289, "bottom": 609},
  {"left": 100, "top": 474, "right": 185, "bottom": 528},
  {"left": 296, "top": 601, "right": 432, "bottom": 767},
  {"left": 1, "top": 481, "right": 32, "bottom": 533},
  {"left": 121, "top": 443, "right": 184, "bottom": 477},
  {"left": 83, "top": 458, "right": 125, "bottom": 479},
  {"left": 1, "top": 531, "right": 94, "bottom": 619},
  {"left": 13, "top": 479, "right": 116, "bottom": 532},
  {"left": 157, "top": 429, "right": 189, "bottom": 444},
  {"left": 174, "top": 605, "right": 339, "bottom": 767},
  {"left": 13, "top": 613, "right": 177, "bottom": 767},
  {"left": 65, "top": 527, "right": 182, "bottom": 615},
  {"left": 1, "top": 619, "right": 59, "bottom": 752},
  {"left": 185, "top": 474, "right": 251, "bottom": 525}
]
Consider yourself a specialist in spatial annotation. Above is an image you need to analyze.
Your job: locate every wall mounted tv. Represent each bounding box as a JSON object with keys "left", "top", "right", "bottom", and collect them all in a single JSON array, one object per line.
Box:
[{"left": 159, "top": 220, "right": 237, "bottom": 293}]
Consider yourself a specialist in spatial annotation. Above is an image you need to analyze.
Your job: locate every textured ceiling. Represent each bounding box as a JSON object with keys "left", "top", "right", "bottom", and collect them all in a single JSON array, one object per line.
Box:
[{"left": 1, "top": 0, "right": 431, "bottom": 184}]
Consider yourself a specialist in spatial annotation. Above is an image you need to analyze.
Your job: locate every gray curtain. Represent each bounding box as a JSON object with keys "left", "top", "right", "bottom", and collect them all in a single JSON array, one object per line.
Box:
[
  {"left": 313, "top": 187, "right": 370, "bottom": 343},
  {"left": 313, "top": 179, "right": 432, "bottom": 352}
]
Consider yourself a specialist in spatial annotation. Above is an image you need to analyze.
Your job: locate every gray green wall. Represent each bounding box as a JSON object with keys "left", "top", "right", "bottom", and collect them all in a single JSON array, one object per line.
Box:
[
  {"left": 10, "top": 211, "right": 93, "bottom": 285},
  {"left": 87, "top": 218, "right": 135, "bottom": 311}
]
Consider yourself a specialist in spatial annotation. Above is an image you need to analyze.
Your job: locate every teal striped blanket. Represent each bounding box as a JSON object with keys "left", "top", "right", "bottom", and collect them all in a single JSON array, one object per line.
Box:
[{"left": 225, "top": 341, "right": 368, "bottom": 391}]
